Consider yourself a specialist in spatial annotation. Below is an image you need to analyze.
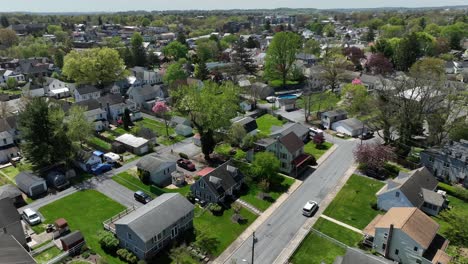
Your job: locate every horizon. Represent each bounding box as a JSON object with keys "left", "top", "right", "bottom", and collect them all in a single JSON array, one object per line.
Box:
[{"left": 2, "top": 0, "right": 468, "bottom": 13}]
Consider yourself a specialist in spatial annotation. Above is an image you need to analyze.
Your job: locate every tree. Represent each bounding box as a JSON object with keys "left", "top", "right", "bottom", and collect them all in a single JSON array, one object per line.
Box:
[
  {"left": 62, "top": 47, "right": 128, "bottom": 86},
  {"left": 169, "top": 245, "right": 198, "bottom": 264},
  {"left": 341, "top": 83, "right": 369, "bottom": 115},
  {"left": 162, "top": 41, "right": 188, "bottom": 61},
  {"left": 365, "top": 28, "right": 375, "bottom": 42},
  {"left": 53, "top": 49, "right": 65, "bottom": 69},
  {"left": 441, "top": 23, "right": 466, "bottom": 50},
  {"left": 323, "top": 23, "right": 335, "bottom": 37},
  {"left": 131, "top": 32, "right": 146, "bottom": 66},
  {"left": 409, "top": 57, "right": 445, "bottom": 81},
  {"left": 141, "top": 18, "right": 151, "bottom": 27},
  {"left": 343, "top": 47, "right": 365, "bottom": 67},
  {"left": 439, "top": 210, "right": 468, "bottom": 246},
  {"left": 0, "top": 28, "right": 18, "bottom": 48},
  {"left": 264, "top": 32, "right": 302, "bottom": 88},
  {"left": 152, "top": 101, "right": 171, "bottom": 137},
  {"left": 393, "top": 33, "right": 421, "bottom": 71},
  {"left": 319, "top": 54, "right": 352, "bottom": 93},
  {"left": 19, "top": 98, "right": 74, "bottom": 172},
  {"left": 366, "top": 53, "right": 393, "bottom": 75},
  {"left": 0, "top": 15, "right": 9, "bottom": 28},
  {"left": 227, "top": 123, "right": 247, "bottom": 147},
  {"left": 5, "top": 78, "right": 17, "bottom": 90},
  {"left": 46, "top": 25, "right": 62, "bottom": 34},
  {"left": 245, "top": 37, "right": 259, "bottom": 49},
  {"left": 66, "top": 105, "right": 93, "bottom": 148},
  {"left": 232, "top": 38, "right": 256, "bottom": 74},
  {"left": 196, "top": 40, "right": 219, "bottom": 62},
  {"left": 194, "top": 60, "right": 209, "bottom": 81},
  {"left": 303, "top": 39, "right": 321, "bottom": 56},
  {"left": 177, "top": 31, "right": 187, "bottom": 46},
  {"left": 313, "top": 133, "right": 325, "bottom": 148},
  {"left": 164, "top": 60, "right": 188, "bottom": 85},
  {"left": 449, "top": 119, "right": 468, "bottom": 141},
  {"left": 264, "top": 20, "right": 271, "bottom": 31},
  {"left": 251, "top": 152, "right": 280, "bottom": 190},
  {"left": 370, "top": 39, "right": 394, "bottom": 59},
  {"left": 172, "top": 82, "right": 239, "bottom": 160},
  {"left": 353, "top": 143, "right": 395, "bottom": 173},
  {"left": 194, "top": 230, "right": 219, "bottom": 256},
  {"left": 122, "top": 108, "right": 132, "bottom": 130}
]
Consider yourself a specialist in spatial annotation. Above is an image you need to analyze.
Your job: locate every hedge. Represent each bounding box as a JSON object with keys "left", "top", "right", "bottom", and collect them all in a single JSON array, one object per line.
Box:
[{"left": 438, "top": 182, "right": 468, "bottom": 201}]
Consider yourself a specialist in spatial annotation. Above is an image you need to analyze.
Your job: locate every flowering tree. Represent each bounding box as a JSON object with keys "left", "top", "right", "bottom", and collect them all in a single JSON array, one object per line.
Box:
[
  {"left": 351, "top": 78, "right": 362, "bottom": 85},
  {"left": 152, "top": 101, "right": 171, "bottom": 137},
  {"left": 367, "top": 53, "right": 393, "bottom": 75},
  {"left": 354, "top": 143, "right": 395, "bottom": 174},
  {"left": 313, "top": 133, "right": 325, "bottom": 148}
]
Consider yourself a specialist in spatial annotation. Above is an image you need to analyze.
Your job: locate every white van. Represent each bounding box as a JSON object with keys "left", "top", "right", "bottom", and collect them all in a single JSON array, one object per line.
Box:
[
  {"left": 302, "top": 200, "right": 318, "bottom": 217},
  {"left": 309, "top": 127, "right": 324, "bottom": 137},
  {"left": 22, "top": 208, "right": 41, "bottom": 225}
]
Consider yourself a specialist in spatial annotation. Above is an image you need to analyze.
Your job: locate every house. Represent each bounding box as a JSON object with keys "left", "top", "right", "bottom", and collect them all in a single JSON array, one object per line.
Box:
[
  {"left": 136, "top": 155, "right": 176, "bottom": 187},
  {"left": 321, "top": 109, "right": 348, "bottom": 129},
  {"left": 0, "top": 116, "right": 21, "bottom": 164},
  {"left": 231, "top": 116, "right": 258, "bottom": 136},
  {"left": 170, "top": 116, "right": 191, "bottom": 127},
  {"left": 115, "top": 134, "right": 150, "bottom": 155},
  {"left": 0, "top": 234, "right": 36, "bottom": 264},
  {"left": 190, "top": 161, "right": 244, "bottom": 204},
  {"left": 331, "top": 118, "right": 367, "bottom": 137},
  {"left": 175, "top": 124, "right": 193, "bottom": 137},
  {"left": 275, "top": 97, "right": 297, "bottom": 111},
  {"left": 15, "top": 172, "right": 47, "bottom": 198},
  {"left": 377, "top": 167, "right": 446, "bottom": 216},
  {"left": 0, "top": 184, "right": 24, "bottom": 207},
  {"left": 1, "top": 69, "right": 25, "bottom": 84},
  {"left": 255, "top": 132, "right": 312, "bottom": 176},
  {"left": 295, "top": 53, "right": 317, "bottom": 66},
  {"left": 97, "top": 94, "right": 126, "bottom": 122},
  {"left": 21, "top": 82, "right": 45, "bottom": 97},
  {"left": 420, "top": 140, "right": 468, "bottom": 187},
  {"left": 270, "top": 122, "right": 309, "bottom": 142},
  {"left": 74, "top": 85, "right": 101, "bottom": 102},
  {"left": 114, "top": 193, "right": 194, "bottom": 260},
  {"left": 0, "top": 198, "right": 26, "bottom": 247},
  {"left": 126, "top": 84, "right": 164, "bottom": 110},
  {"left": 74, "top": 99, "right": 108, "bottom": 131},
  {"left": 76, "top": 150, "right": 103, "bottom": 172},
  {"left": 251, "top": 82, "right": 273, "bottom": 99},
  {"left": 334, "top": 247, "right": 395, "bottom": 264},
  {"left": 363, "top": 207, "right": 451, "bottom": 264},
  {"left": 130, "top": 67, "right": 163, "bottom": 85},
  {"left": 17, "top": 58, "right": 50, "bottom": 79},
  {"left": 45, "top": 78, "right": 70, "bottom": 98}
]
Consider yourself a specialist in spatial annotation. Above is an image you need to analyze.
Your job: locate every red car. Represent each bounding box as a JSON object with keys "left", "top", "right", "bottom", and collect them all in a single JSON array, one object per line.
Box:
[{"left": 177, "top": 159, "right": 196, "bottom": 171}]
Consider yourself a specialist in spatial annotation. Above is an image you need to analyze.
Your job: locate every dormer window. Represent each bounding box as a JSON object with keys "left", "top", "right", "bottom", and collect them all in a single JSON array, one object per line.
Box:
[{"left": 395, "top": 192, "right": 400, "bottom": 197}]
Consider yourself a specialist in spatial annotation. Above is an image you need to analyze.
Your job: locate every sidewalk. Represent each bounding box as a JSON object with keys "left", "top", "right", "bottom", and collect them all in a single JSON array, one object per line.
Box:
[
  {"left": 236, "top": 199, "right": 262, "bottom": 215},
  {"left": 320, "top": 215, "right": 363, "bottom": 234},
  {"left": 273, "top": 163, "right": 358, "bottom": 264}
]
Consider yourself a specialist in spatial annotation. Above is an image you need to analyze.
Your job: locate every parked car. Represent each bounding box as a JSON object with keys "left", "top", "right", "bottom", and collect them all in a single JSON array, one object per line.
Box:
[
  {"left": 91, "top": 163, "right": 112, "bottom": 175},
  {"left": 309, "top": 127, "right": 324, "bottom": 137},
  {"left": 302, "top": 200, "right": 318, "bottom": 217},
  {"left": 22, "top": 208, "right": 41, "bottom": 225},
  {"left": 177, "top": 159, "right": 196, "bottom": 171},
  {"left": 134, "top": 190, "right": 152, "bottom": 204},
  {"left": 266, "top": 96, "right": 277, "bottom": 103},
  {"left": 359, "top": 131, "right": 374, "bottom": 140}
]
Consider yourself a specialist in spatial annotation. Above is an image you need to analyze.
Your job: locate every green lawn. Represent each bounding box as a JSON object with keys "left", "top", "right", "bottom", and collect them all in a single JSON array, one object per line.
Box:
[
  {"left": 88, "top": 136, "right": 112, "bottom": 151},
  {"left": 112, "top": 171, "right": 190, "bottom": 198},
  {"left": 432, "top": 195, "right": 468, "bottom": 236},
  {"left": 296, "top": 92, "right": 341, "bottom": 112},
  {"left": 114, "top": 118, "right": 185, "bottom": 146},
  {"left": 323, "top": 175, "right": 385, "bottom": 230},
  {"left": 214, "top": 144, "right": 247, "bottom": 160},
  {"left": 0, "top": 165, "right": 20, "bottom": 182},
  {"left": 290, "top": 232, "right": 346, "bottom": 264},
  {"left": 304, "top": 142, "right": 333, "bottom": 161},
  {"left": 34, "top": 190, "right": 126, "bottom": 264},
  {"left": 256, "top": 114, "right": 286, "bottom": 137},
  {"left": 193, "top": 206, "right": 257, "bottom": 256},
  {"left": 314, "top": 218, "right": 362, "bottom": 247},
  {"left": 34, "top": 246, "right": 62, "bottom": 264},
  {"left": 0, "top": 173, "right": 10, "bottom": 186},
  {"left": 240, "top": 176, "right": 295, "bottom": 211},
  {"left": 1, "top": 88, "right": 23, "bottom": 95}
]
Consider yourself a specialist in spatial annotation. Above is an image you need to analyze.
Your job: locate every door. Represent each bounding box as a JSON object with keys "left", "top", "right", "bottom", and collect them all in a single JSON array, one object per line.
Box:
[{"left": 31, "top": 184, "right": 45, "bottom": 197}]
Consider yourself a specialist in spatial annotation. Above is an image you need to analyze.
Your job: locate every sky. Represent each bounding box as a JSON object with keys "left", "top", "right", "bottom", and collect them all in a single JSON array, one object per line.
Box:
[{"left": 2, "top": 0, "right": 468, "bottom": 12}]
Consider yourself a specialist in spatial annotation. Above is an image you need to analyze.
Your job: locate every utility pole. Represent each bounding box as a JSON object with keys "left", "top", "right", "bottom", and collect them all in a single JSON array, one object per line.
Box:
[{"left": 251, "top": 231, "right": 256, "bottom": 264}]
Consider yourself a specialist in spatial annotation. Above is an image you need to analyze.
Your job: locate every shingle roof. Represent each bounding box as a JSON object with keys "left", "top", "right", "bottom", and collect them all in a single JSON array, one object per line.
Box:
[
  {"left": 278, "top": 132, "right": 304, "bottom": 154},
  {"left": 0, "top": 185, "right": 22, "bottom": 200},
  {"left": 115, "top": 193, "right": 193, "bottom": 242},
  {"left": 422, "top": 189, "right": 445, "bottom": 207},
  {"left": 0, "top": 116, "right": 18, "bottom": 133},
  {"left": 0, "top": 234, "right": 36, "bottom": 264},
  {"left": 75, "top": 99, "right": 101, "bottom": 111},
  {"left": 232, "top": 116, "right": 258, "bottom": 134},
  {"left": 97, "top": 94, "right": 124, "bottom": 106},
  {"left": 76, "top": 85, "right": 99, "bottom": 95},
  {"left": 270, "top": 123, "right": 308, "bottom": 138},
  {"left": 198, "top": 161, "right": 244, "bottom": 197},
  {"left": 0, "top": 198, "right": 20, "bottom": 231},
  {"left": 15, "top": 172, "right": 44, "bottom": 188},
  {"left": 336, "top": 248, "right": 394, "bottom": 264},
  {"left": 398, "top": 167, "right": 439, "bottom": 208},
  {"left": 334, "top": 118, "right": 364, "bottom": 131},
  {"left": 322, "top": 109, "right": 348, "bottom": 118},
  {"left": 136, "top": 155, "right": 174, "bottom": 173}
]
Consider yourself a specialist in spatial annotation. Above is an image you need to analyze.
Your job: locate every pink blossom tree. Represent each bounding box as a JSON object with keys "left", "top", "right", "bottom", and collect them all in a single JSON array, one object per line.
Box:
[
  {"left": 351, "top": 78, "right": 363, "bottom": 85},
  {"left": 354, "top": 143, "right": 396, "bottom": 175},
  {"left": 152, "top": 101, "right": 171, "bottom": 137},
  {"left": 313, "top": 133, "right": 326, "bottom": 148}
]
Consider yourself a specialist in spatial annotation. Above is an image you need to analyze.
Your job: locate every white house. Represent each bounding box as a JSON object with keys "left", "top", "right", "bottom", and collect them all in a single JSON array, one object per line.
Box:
[
  {"left": 46, "top": 78, "right": 70, "bottom": 98},
  {"left": 331, "top": 118, "right": 366, "bottom": 137},
  {"left": 74, "top": 99, "right": 108, "bottom": 131},
  {"left": 97, "top": 94, "right": 126, "bottom": 122},
  {"left": 74, "top": 85, "right": 101, "bottom": 102},
  {"left": 136, "top": 155, "right": 177, "bottom": 187},
  {"left": 76, "top": 150, "right": 103, "bottom": 171}
]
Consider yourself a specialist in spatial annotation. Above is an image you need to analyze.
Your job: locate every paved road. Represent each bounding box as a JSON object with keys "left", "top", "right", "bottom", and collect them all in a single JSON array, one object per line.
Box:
[{"left": 226, "top": 136, "right": 358, "bottom": 264}]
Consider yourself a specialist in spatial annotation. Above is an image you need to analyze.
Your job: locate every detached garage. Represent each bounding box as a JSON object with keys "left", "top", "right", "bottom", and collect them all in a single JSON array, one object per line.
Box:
[
  {"left": 331, "top": 118, "right": 367, "bottom": 137},
  {"left": 115, "top": 134, "right": 150, "bottom": 155},
  {"left": 15, "top": 172, "right": 47, "bottom": 198}
]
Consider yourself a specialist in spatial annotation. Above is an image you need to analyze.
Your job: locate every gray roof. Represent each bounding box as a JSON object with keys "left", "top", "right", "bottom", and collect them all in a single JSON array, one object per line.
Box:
[
  {"left": 0, "top": 184, "right": 22, "bottom": 200},
  {"left": 232, "top": 116, "right": 258, "bottom": 133},
  {"left": 0, "top": 198, "right": 20, "bottom": 231},
  {"left": 75, "top": 99, "right": 101, "bottom": 111},
  {"left": 15, "top": 172, "right": 45, "bottom": 188},
  {"left": 322, "top": 109, "right": 348, "bottom": 118},
  {"left": 270, "top": 123, "right": 309, "bottom": 138},
  {"left": 0, "top": 116, "right": 18, "bottom": 133},
  {"left": 0, "top": 234, "right": 36, "bottom": 264},
  {"left": 136, "top": 155, "right": 174, "bottom": 173},
  {"left": 335, "top": 118, "right": 364, "bottom": 131},
  {"left": 171, "top": 116, "right": 189, "bottom": 125},
  {"left": 76, "top": 85, "right": 99, "bottom": 95},
  {"left": 97, "top": 94, "right": 124, "bottom": 106},
  {"left": 335, "top": 248, "right": 394, "bottom": 264},
  {"left": 279, "top": 132, "right": 304, "bottom": 154},
  {"left": 115, "top": 193, "right": 194, "bottom": 242},
  {"left": 195, "top": 161, "right": 244, "bottom": 198},
  {"left": 422, "top": 189, "right": 445, "bottom": 207}
]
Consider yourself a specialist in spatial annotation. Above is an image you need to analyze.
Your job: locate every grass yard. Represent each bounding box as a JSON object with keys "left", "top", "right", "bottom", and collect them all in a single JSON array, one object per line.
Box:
[
  {"left": 296, "top": 92, "right": 341, "bottom": 113},
  {"left": 304, "top": 141, "right": 333, "bottom": 161},
  {"left": 34, "top": 190, "right": 126, "bottom": 264},
  {"left": 88, "top": 136, "right": 112, "bottom": 151},
  {"left": 0, "top": 173, "right": 10, "bottom": 186},
  {"left": 432, "top": 195, "right": 468, "bottom": 235},
  {"left": 214, "top": 144, "right": 247, "bottom": 160},
  {"left": 0, "top": 165, "right": 20, "bottom": 182},
  {"left": 323, "top": 174, "right": 385, "bottom": 230},
  {"left": 314, "top": 218, "right": 362, "bottom": 247},
  {"left": 256, "top": 114, "right": 286, "bottom": 137},
  {"left": 34, "top": 246, "right": 62, "bottom": 264},
  {"left": 114, "top": 118, "right": 185, "bottom": 146},
  {"left": 240, "top": 176, "right": 296, "bottom": 211},
  {"left": 193, "top": 205, "right": 258, "bottom": 256},
  {"left": 290, "top": 232, "right": 346, "bottom": 264},
  {"left": 112, "top": 171, "right": 190, "bottom": 198}
]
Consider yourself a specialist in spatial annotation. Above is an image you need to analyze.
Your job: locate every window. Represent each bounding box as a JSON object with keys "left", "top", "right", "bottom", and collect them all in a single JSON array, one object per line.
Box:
[
  {"left": 3, "top": 139, "right": 6, "bottom": 144},
  {"left": 443, "top": 162, "right": 449, "bottom": 168},
  {"left": 171, "top": 227, "right": 178, "bottom": 238},
  {"left": 157, "top": 233, "right": 162, "bottom": 241},
  {"left": 281, "top": 162, "right": 287, "bottom": 168},
  {"left": 428, "top": 156, "right": 434, "bottom": 162},
  {"left": 128, "top": 233, "right": 133, "bottom": 240},
  {"left": 395, "top": 249, "right": 399, "bottom": 255},
  {"left": 395, "top": 192, "right": 400, "bottom": 198},
  {"left": 382, "top": 244, "right": 386, "bottom": 250},
  {"left": 281, "top": 153, "right": 287, "bottom": 159},
  {"left": 414, "top": 246, "right": 418, "bottom": 251}
]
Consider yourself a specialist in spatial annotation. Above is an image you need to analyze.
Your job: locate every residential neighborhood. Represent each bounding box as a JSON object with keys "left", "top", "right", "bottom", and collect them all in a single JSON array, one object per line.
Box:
[{"left": 0, "top": 2, "right": 467, "bottom": 264}]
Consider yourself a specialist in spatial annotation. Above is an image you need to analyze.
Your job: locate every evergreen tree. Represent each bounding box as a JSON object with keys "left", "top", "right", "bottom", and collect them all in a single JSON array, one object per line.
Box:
[
  {"left": 194, "top": 60, "right": 209, "bottom": 80},
  {"left": 366, "top": 28, "right": 375, "bottom": 42},
  {"left": 232, "top": 38, "right": 256, "bottom": 74},
  {"left": 0, "top": 16, "right": 9, "bottom": 28},
  {"left": 245, "top": 36, "right": 259, "bottom": 49},
  {"left": 98, "top": 16, "right": 103, "bottom": 26},
  {"left": 131, "top": 32, "right": 146, "bottom": 67}
]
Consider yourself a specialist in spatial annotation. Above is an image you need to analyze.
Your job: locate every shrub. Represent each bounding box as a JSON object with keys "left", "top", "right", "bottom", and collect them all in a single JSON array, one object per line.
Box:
[
  {"left": 117, "top": 248, "right": 138, "bottom": 264},
  {"left": 179, "top": 152, "right": 189, "bottom": 159},
  {"left": 438, "top": 183, "right": 468, "bottom": 201},
  {"left": 89, "top": 250, "right": 96, "bottom": 255},
  {"left": 137, "top": 260, "right": 147, "bottom": 264},
  {"left": 137, "top": 169, "right": 150, "bottom": 185},
  {"left": 82, "top": 252, "right": 90, "bottom": 259},
  {"left": 208, "top": 203, "right": 223, "bottom": 215},
  {"left": 277, "top": 115, "right": 283, "bottom": 121},
  {"left": 98, "top": 230, "right": 119, "bottom": 253},
  {"left": 185, "top": 191, "right": 195, "bottom": 203}
]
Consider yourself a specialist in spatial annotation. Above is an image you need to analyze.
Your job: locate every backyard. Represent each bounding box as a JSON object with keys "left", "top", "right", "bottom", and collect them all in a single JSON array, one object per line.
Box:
[
  {"left": 112, "top": 171, "right": 191, "bottom": 198},
  {"left": 88, "top": 136, "right": 112, "bottom": 151},
  {"left": 113, "top": 118, "right": 185, "bottom": 146},
  {"left": 255, "top": 114, "right": 286, "bottom": 137},
  {"left": 239, "top": 176, "right": 296, "bottom": 211},
  {"left": 323, "top": 174, "right": 385, "bottom": 230},
  {"left": 432, "top": 195, "right": 468, "bottom": 236},
  {"left": 296, "top": 92, "right": 341, "bottom": 113},
  {"left": 304, "top": 141, "right": 334, "bottom": 161},
  {"left": 34, "top": 246, "right": 63, "bottom": 264},
  {"left": 33, "top": 190, "right": 126, "bottom": 264}
]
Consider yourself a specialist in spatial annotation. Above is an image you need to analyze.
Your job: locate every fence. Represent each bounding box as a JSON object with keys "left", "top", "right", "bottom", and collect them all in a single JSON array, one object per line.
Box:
[
  {"left": 30, "top": 241, "right": 55, "bottom": 256},
  {"left": 45, "top": 241, "right": 86, "bottom": 264},
  {"left": 103, "top": 205, "right": 137, "bottom": 233}
]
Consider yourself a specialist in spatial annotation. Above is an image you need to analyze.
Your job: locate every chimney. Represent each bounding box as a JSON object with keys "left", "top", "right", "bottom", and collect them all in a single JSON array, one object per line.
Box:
[{"left": 384, "top": 224, "right": 394, "bottom": 258}]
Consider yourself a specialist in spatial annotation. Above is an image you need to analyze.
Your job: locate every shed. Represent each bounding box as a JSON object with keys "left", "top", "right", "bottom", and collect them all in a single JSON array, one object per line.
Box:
[
  {"left": 46, "top": 171, "right": 70, "bottom": 190},
  {"left": 60, "top": 230, "right": 85, "bottom": 251},
  {"left": 15, "top": 172, "right": 47, "bottom": 197},
  {"left": 115, "top": 134, "right": 150, "bottom": 155},
  {"left": 175, "top": 124, "right": 193, "bottom": 137}
]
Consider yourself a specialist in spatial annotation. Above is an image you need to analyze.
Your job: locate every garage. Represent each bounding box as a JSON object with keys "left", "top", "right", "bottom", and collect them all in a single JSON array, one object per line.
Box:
[
  {"left": 331, "top": 118, "right": 367, "bottom": 137},
  {"left": 15, "top": 172, "right": 47, "bottom": 198}
]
